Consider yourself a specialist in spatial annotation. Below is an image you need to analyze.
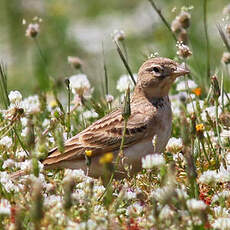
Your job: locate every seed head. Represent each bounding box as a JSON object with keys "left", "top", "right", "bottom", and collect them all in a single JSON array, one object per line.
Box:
[
  {"left": 67, "top": 56, "right": 83, "bottom": 69},
  {"left": 178, "top": 11, "right": 191, "bottom": 29},
  {"left": 112, "top": 29, "right": 125, "bottom": 42},
  {"left": 221, "top": 52, "right": 230, "bottom": 64},
  {"left": 176, "top": 41, "right": 192, "bottom": 59},
  {"left": 25, "top": 23, "right": 40, "bottom": 38}
]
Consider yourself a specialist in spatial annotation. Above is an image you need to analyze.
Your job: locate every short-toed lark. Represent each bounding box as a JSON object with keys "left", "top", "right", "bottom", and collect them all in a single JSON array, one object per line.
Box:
[{"left": 42, "top": 57, "right": 189, "bottom": 177}]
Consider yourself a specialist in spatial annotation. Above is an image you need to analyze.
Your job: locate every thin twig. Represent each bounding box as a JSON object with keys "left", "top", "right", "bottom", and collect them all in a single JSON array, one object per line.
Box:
[
  {"left": 147, "top": 0, "right": 177, "bottom": 42},
  {"left": 113, "top": 40, "right": 136, "bottom": 85},
  {"left": 203, "top": 0, "right": 210, "bottom": 79},
  {"left": 102, "top": 43, "right": 109, "bottom": 95}
]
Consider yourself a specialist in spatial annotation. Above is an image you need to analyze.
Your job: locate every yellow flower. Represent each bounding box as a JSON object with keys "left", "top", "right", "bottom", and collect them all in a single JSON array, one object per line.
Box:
[
  {"left": 99, "top": 152, "right": 113, "bottom": 164},
  {"left": 50, "top": 100, "right": 58, "bottom": 108},
  {"left": 196, "top": 123, "right": 204, "bottom": 132},
  {"left": 192, "top": 87, "right": 202, "bottom": 96},
  {"left": 85, "top": 150, "right": 93, "bottom": 157}
]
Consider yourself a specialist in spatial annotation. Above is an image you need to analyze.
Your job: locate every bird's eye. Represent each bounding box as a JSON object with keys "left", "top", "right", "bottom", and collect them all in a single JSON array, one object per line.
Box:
[
  {"left": 152, "top": 66, "right": 160, "bottom": 73},
  {"left": 145, "top": 65, "right": 163, "bottom": 74}
]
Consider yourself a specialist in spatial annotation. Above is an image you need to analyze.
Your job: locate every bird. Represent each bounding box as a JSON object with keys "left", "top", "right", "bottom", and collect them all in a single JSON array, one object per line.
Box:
[
  {"left": 41, "top": 57, "right": 189, "bottom": 178},
  {"left": 10, "top": 57, "right": 189, "bottom": 180}
]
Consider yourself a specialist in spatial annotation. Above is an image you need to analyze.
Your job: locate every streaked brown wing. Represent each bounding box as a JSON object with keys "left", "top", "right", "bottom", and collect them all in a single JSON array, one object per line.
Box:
[{"left": 42, "top": 107, "right": 152, "bottom": 166}]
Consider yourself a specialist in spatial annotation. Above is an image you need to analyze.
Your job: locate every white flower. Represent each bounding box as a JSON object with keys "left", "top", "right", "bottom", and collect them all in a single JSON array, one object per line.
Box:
[
  {"left": 105, "top": 94, "right": 114, "bottom": 103},
  {"left": 186, "top": 199, "right": 206, "bottom": 212},
  {"left": 0, "top": 172, "right": 19, "bottom": 193},
  {"left": 186, "top": 100, "right": 204, "bottom": 114},
  {"left": 217, "top": 164, "right": 230, "bottom": 183},
  {"left": 8, "top": 90, "right": 22, "bottom": 104},
  {"left": 159, "top": 205, "right": 174, "bottom": 220},
  {"left": 142, "top": 154, "right": 165, "bottom": 169},
  {"left": 175, "top": 188, "right": 189, "bottom": 200},
  {"left": 15, "top": 151, "right": 28, "bottom": 160},
  {"left": 0, "top": 199, "right": 11, "bottom": 215},
  {"left": 21, "top": 95, "right": 40, "bottom": 114},
  {"left": 0, "top": 136, "right": 12, "bottom": 148},
  {"left": 201, "top": 106, "right": 221, "bottom": 121},
  {"left": 166, "top": 137, "right": 183, "bottom": 153},
  {"left": 42, "top": 118, "right": 50, "bottom": 127},
  {"left": 112, "top": 29, "right": 125, "bottom": 41},
  {"left": 69, "top": 74, "right": 92, "bottom": 98},
  {"left": 212, "top": 190, "right": 230, "bottom": 203},
  {"left": 82, "top": 110, "right": 98, "bottom": 120},
  {"left": 2, "top": 159, "right": 16, "bottom": 169},
  {"left": 25, "top": 23, "right": 40, "bottom": 38},
  {"left": 213, "top": 207, "right": 229, "bottom": 218},
  {"left": 124, "top": 190, "right": 136, "bottom": 200},
  {"left": 64, "top": 169, "right": 86, "bottom": 181},
  {"left": 176, "top": 79, "right": 197, "bottom": 91},
  {"left": 44, "top": 195, "right": 62, "bottom": 207},
  {"left": 225, "top": 152, "right": 230, "bottom": 165},
  {"left": 116, "top": 74, "right": 137, "bottom": 92},
  {"left": 151, "top": 186, "right": 174, "bottom": 203},
  {"left": 198, "top": 170, "right": 218, "bottom": 184},
  {"left": 212, "top": 218, "right": 230, "bottom": 230},
  {"left": 21, "top": 117, "right": 28, "bottom": 127},
  {"left": 126, "top": 202, "right": 143, "bottom": 216},
  {"left": 218, "top": 93, "right": 230, "bottom": 106}
]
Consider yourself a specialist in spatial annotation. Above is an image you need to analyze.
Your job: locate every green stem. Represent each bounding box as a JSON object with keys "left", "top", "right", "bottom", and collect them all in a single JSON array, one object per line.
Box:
[
  {"left": 203, "top": 0, "right": 210, "bottom": 79},
  {"left": 148, "top": 0, "right": 177, "bottom": 42}
]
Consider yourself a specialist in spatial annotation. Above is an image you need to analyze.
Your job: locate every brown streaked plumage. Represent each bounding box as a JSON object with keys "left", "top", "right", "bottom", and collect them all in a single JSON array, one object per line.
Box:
[
  {"left": 41, "top": 57, "right": 189, "bottom": 177},
  {"left": 11, "top": 57, "right": 189, "bottom": 179}
]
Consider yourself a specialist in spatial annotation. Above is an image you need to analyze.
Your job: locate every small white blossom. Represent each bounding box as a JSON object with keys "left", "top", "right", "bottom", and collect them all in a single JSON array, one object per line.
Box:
[
  {"left": 105, "top": 94, "right": 114, "bottom": 103},
  {"left": 25, "top": 23, "right": 39, "bottom": 38},
  {"left": 212, "top": 218, "right": 230, "bottom": 230},
  {"left": 44, "top": 195, "right": 62, "bottom": 208},
  {"left": 0, "top": 199, "right": 11, "bottom": 215},
  {"left": 21, "top": 117, "right": 28, "bottom": 127},
  {"left": 116, "top": 74, "right": 137, "bottom": 92},
  {"left": 0, "top": 172, "right": 19, "bottom": 193},
  {"left": 166, "top": 137, "right": 183, "bottom": 153},
  {"left": 21, "top": 95, "right": 40, "bottom": 114},
  {"left": 8, "top": 90, "right": 22, "bottom": 104},
  {"left": 212, "top": 190, "right": 230, "bottom": 203},
  {"left": 0, "top": 136, "right": 12, "bottom": 148},
  {"left": 42, "top": 118, "right": 50, "bottom": 127},
  {"left": 201, "top": 106, "right": 221, "bottom": 121},
  {"left": 69, "top": 74, "right": 93, "bottom": 98},
  {"left": 186, "top": 100, "right": 204, "bottom": 114},
  {"left": 82, "top": 110, "right": 98, "bottom": 120},
  {"left": 176, "top": 79, "right": 198, "bottom": 91},
  {"left": 176, "top": 188, "right": 189, "bottom": 200},
  {"left": 213, "top": 207, "right": 229, "bottom": 218},
  {"left": 15, "top": 151, "right": 28, "bottom": 160},
  {"left": 151, "top": 186, "right": 174, "bottom": 203},
  {"left": 199, "top": 170, "right": 218, "bottom": 184},
  {"left": 217, "top": 164, "right": 230, "bottom": 183},
  {"left": 126, "top": 202, "right": 143, "bottom": 216},
  {"left": 142, "top": 154, "right": 165, "bottom": 169},
  {"left": 2, "top": 159, "right": 16, "bottom": 169},
  {"left": 159, "top": 205, "right": 174, "bottom": 220},
  {"left": 124, "top": 190, "right": 137, "bottom": 200},
  {"left": 112, "top": 29, "right": 125, "bottom": 41},
  {"left": 186, "top": 199, "right": 206, "bottom": 212}
]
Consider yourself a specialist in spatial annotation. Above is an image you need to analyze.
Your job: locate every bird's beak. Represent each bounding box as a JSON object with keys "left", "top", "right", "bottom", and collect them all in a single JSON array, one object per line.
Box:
[{"left": 173, "top": 63, "right": 190, "bottom": 77}]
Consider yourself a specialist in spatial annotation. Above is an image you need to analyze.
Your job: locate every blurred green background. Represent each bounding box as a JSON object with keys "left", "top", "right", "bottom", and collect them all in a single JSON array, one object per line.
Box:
[{"left": 0, "top": 0, "right": 229, "bottom": 98}]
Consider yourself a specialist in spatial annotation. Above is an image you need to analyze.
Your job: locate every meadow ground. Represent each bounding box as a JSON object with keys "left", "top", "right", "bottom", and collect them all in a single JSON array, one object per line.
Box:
[{"left": 1, "top": 1, "right": 230, "bottom": 229}]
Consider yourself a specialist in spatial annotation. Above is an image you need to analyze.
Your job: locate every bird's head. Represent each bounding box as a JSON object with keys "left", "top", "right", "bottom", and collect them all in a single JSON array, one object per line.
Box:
[{"left": 134, "top": 57, "right": 189, "bottom": 98}]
